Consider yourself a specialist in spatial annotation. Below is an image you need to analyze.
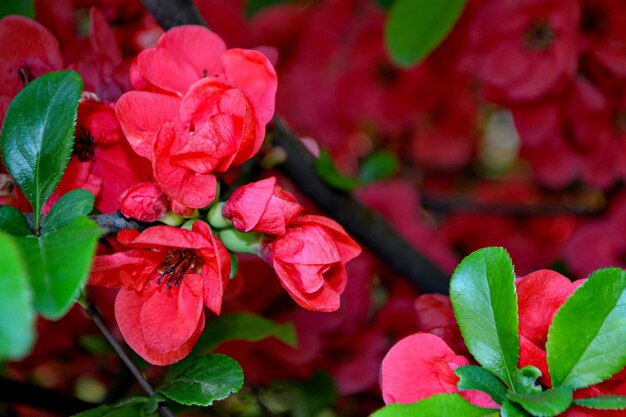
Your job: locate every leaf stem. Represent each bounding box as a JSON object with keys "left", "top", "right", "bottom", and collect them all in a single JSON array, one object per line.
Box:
[{"left": 83, "top": 301, "right": 177, "bottom": 417}]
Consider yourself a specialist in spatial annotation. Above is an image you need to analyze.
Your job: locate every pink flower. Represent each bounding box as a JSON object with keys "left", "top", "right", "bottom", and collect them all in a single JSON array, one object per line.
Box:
[
  {"left": 222, "top": 177, "right": 303, "bottom": 235},
  {"left": 262, "top": 215, "right": 361, "bottom": 312},
  {"left": 90, "top": 221, "right": 230, "bottom": 365},
  {"left": 381, "top": 332, "right": 497, "bottom": 408}
]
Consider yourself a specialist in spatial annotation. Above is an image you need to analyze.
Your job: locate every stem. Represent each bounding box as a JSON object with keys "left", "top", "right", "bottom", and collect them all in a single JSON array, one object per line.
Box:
[{"left": 84, "top": 303, "right": 177, "bottom": 417}]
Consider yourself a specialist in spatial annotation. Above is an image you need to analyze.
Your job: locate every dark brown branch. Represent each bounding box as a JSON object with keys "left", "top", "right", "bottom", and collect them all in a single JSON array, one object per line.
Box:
[
  {"left": 24, "top": 211, "right": 149, "bottom": 237},
  {"left": 272, "top": 118, "right": 450, "bottom": 294},
  {"left": 422, "top": 193, "right": 604, "bottom": 217},
  {"left": 139, "top": 0, "right": 450, "bottom": 294},
  {"left": 139, "top": 0, "right": 206, "bottom": 30},
  {"left": 0, "top": 377, "right": 96, "bottom": 415}
]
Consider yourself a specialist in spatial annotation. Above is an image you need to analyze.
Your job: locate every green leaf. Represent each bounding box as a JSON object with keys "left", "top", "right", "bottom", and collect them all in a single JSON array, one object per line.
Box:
[
  {"left": 384, "top": 0, "right": 468, "bottom": 67},
  {"left": 371, "top": 393, "right": 499, "bottom": 417},
  {"left": 501, "top": 400, "right": 531, "bottom": 417},
  {"left": 16, "top": 217, "right": 100, "bottom": 319},
  {"left": 574, "top": 395, "right": 626, "bottom": 410},
  {"left": 455, "top": 365, "right": 508, "bottom": 405},
  {"left": 450, "top": 247, "right": 519, "bottom": 390},
  {"left": 359, "top": 151, "right": 399, "bottom": 183},
  {"left": 42, "top": 189, "right": 94, "bottom": 234},
  {"left": 191, "top": 312, "right": 297, "bottom": 355},
  {"left": 0, "top": 0, "right": 34, "bottom": 18},
  {"left": 546, "top": 268, "right": 626, "bottom": 389},
  {"left": 0, "top": 205, "right": 31, "bottom": 235},
  {"left": 1, "top": 70, "right": 83, "bottom": 231},
  {"left": 507, "top": 386, "right": 573, "bottom": 417},
  {"left": 314, "top": 149, "right": 360, "bottom": 191},
  {"left": 71, "top": 397, "right": 148, "bottom": 417},
  {"left": 0, "top": 231, "right": 35, "bottom": 360},
  {"left": 159, "top": 354, "right": 243, "bottom": 406}
]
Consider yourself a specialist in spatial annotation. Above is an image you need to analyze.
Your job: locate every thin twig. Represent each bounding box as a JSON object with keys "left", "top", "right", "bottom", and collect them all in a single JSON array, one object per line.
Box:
[{"left": 84, "top": 303, "right": 176, "bottom": 417}]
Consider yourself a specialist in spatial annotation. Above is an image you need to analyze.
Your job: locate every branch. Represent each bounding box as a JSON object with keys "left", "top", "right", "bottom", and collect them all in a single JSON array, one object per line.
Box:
[
  {"left": 84, "top": 303, "right": 177, "bottom": 417},
  {"left": 0, "top": 377, "right": 96, "bottom": 415},
  {"left": 139, "top": 0, "right": 206, "bottom": 30},
  {"left": 24, "top": 211, "right": 148, "bottom": 237},
  {"left": 138, "top": 0, "right": 450, "bottom": 294},
  {"left": 272, "top": 118, "right": 450, "bottom": 294},
  {"left": 422, "top": 193, "right": 604, "bottom": 217}
]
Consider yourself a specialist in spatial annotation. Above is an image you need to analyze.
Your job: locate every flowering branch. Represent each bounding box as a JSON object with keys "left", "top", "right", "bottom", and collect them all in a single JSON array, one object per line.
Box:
[{"left": 123, "top": 0, "right": 451, "bottom": 294}]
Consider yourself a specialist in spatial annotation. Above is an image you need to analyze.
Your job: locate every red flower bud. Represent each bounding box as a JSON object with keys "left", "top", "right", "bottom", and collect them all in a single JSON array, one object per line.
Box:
[{"left": 223, "top": 177, "right": 303, "bottom": 235}]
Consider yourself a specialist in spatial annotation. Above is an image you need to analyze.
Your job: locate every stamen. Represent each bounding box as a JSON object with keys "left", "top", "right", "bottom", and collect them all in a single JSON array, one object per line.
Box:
[{"left": 156, "top": 249, "right": 203, "bottom": 290}]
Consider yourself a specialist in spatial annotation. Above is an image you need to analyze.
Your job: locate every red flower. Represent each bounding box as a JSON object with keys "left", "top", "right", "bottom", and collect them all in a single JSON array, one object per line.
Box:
[
  {"left": 381, "top": 332, "right": 497, "bottom": 408},
  {"left": 0, "top": 15, "right": 63, "bottom": 122},
  {"left": 90, "top": 221, "right": 230, "bottom": 365},
  {"left": 262, "top": 215, "right": 361, "bottom": 312},
  {"left": 116, "top": 25, "right": 277, "bottom": 209},
  {"left": 222, "top": 177, "right": 303, "bottom": 235},
  {"left": 470, "top": 0, "right": 579, "bottom": 104}
]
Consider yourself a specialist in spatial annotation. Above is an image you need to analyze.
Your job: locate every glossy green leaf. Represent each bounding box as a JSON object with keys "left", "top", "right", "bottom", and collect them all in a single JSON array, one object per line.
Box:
[
  {"left": 372, "top": 393, "right": 499, "bottom": 417},
  {"left": 574, "top": 395, "right": 626, "bottom": 410},
  {"left": 315, "top": 149, "right": 360, "bottom": 191},
  {"left": 0, "top": 205, "right": 31, "bottom": 235},
  {"left": 191, "top": 312, "right": 297, "bottom": 355},
  {"left": 16, "top": 217, "right": 100, "bottom": 319},
  {"left": 1, "top": 70, "right": 83, "bottom": 231},
  {"left": 384, "top": 0, "right": 468, "bottom": 67},
  {"left": 501, "top": 400, "right": 531, "bottom": 417},
  {"left": 0, "top": 231, "right": 35, "bottom": 360},
  {"left": 159, "top": 354, "right": 243, "bottom": 406},
  {"left": 0, "top": 0, "right": 34, "bottom": 18},
  {"left": 546, "top": 268, "right": 626, "bottom": 389},
  {"left": 450, "top": 247, "right": 519, "bottom": 390},
  {"left": 42, "top": 189, "right": 94, "bottom": 234},
  {"left": 507, "top": 386, "right": 573, "bottom": 417},
  {"left": 71, "top": 397, "right": 149, "bottom": 417},
  {"left": 455, "top": 365, "right": 508, "bottom": 405},
  {"left": 359, "top": 151, "right": 399, "bottom": 183}
]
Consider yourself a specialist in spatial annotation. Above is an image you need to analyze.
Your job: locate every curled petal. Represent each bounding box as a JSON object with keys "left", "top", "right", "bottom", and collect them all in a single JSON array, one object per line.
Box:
[
  {"left": 118, "top": 225, "right": 212, "bottom": 250},
  {"left": 90, "top": 249, "right": 162, "bottom": 291},
  {"left": 153, "top": 122, "right": 217, "bottom": 208}
]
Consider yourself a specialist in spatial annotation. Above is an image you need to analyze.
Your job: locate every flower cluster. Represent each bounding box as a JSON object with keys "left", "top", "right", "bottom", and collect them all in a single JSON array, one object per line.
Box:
[{"left": 0, "top": 12, "right": 360, "bottom": 366}]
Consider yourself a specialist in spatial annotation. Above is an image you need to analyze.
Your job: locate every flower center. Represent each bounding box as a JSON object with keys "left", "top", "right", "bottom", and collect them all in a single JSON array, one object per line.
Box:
[
  {"left": 157, "top": 249, "right": 203, "bottom": 289},
  {"left": 73, "top": 127, "right": 96, "bottom": 161},
  {"left": 523, "top": 19, "right": 555, "bottom": 51}
]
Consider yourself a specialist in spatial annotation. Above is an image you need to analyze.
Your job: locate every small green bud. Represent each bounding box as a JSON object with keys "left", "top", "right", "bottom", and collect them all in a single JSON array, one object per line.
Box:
[
  {"left": 219, "top": 228, "right": 263, "bottom": 255},
  {"left": 207, "top": 202, "right": 231, "bottom": 229}
]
